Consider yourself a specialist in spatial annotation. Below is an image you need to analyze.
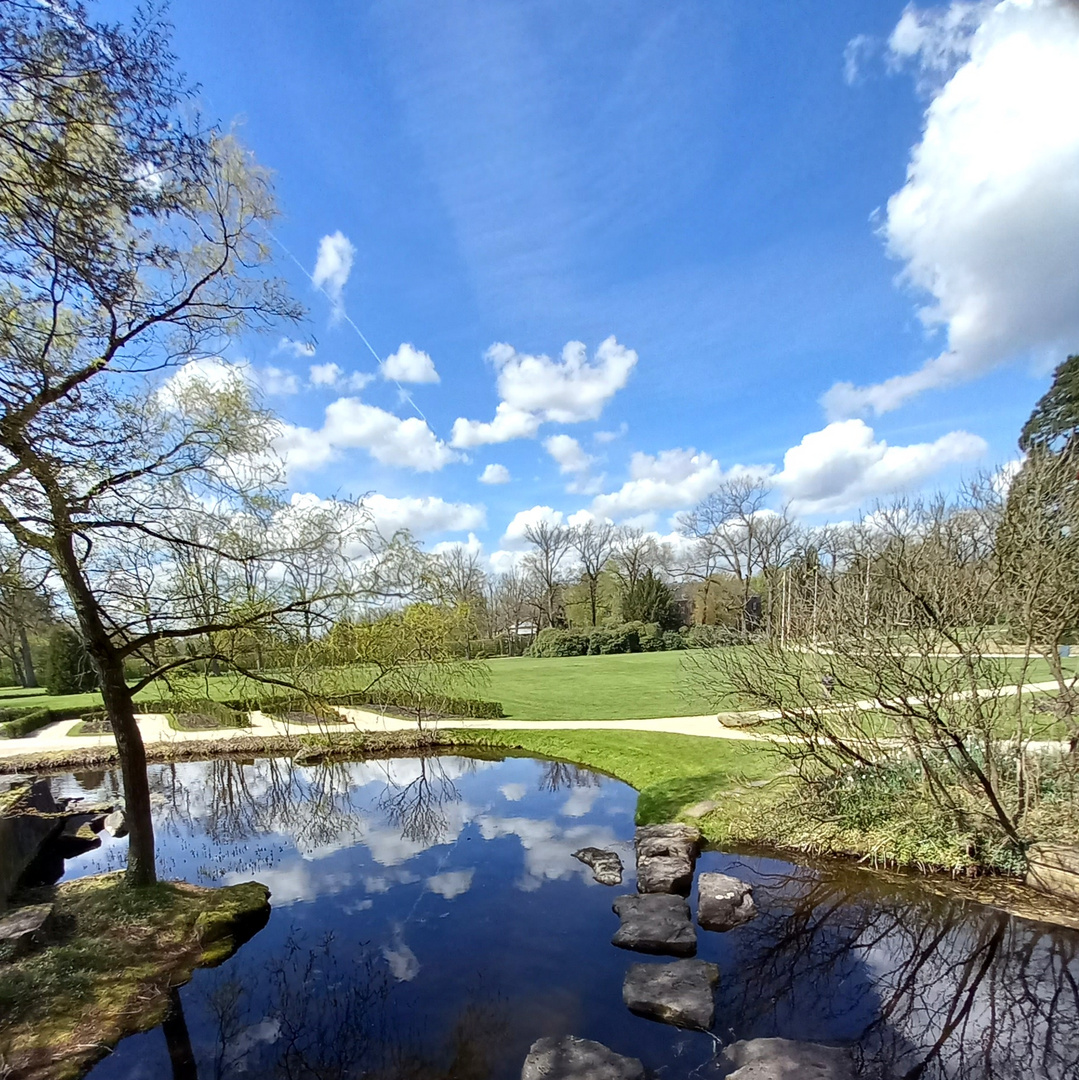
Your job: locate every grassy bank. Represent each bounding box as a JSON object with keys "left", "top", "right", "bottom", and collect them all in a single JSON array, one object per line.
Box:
[{"left": 0, "top": 875, "right": 269, "bottom": 1080}]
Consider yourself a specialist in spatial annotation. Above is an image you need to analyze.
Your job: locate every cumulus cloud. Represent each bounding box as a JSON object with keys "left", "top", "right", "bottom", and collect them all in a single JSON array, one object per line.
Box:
[
  {"left": 307, "top": 362, "right": 374, "bottom": 392},
  {"left": 312, "top": 231, "right": 356, "bottom": 319},
  {"left": 591, "top": 448, "right": 754, "bottom": 520},
  {"left": 451, "top": 403, "right": 542, "bottom": 448},
  {"left": 451, "top": 337, "right": 637, "bottom": 447},
  {"left": 277, "top": 337, "right": 317, "bottom": 358},
  {"left": 382, "top": 343, "right": 440, "bottom": 384},
  {"left": 259, "top": 366, "right": 300, "bottom": 396},
  {"left": 775, "top": 419, "right": 987, "bottom": 515},
  {"left": 479, "top": 463, "right": 511, "bottom": 485},
  {"left": 363, "top": 494, "right": 485, "bottom": 537},
  {"left": 594, "top": 423, "right": 628, "bottom": 444},
  {"left": 544, "top": 434, "right": 593, "bottom": 475},
  {"left": 826, "top": 0, "right": 1079, "bottom": 418},
  {"left": 275, "top": 397, "right": 461, "bottom": 475},
  {"left": 500, "top": 505, "right": 564, "bottom": 548},
  {"left": 425, "top": 869, "right": 474, "bottom": 899}
]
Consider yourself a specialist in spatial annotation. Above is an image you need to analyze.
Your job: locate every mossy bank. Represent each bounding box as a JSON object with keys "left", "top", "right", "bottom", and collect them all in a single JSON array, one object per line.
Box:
[{"left": 0, "top": 875, "right": 270, "bottom": 1080}]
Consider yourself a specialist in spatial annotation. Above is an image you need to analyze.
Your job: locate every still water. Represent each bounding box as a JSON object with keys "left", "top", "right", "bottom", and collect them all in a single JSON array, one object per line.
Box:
[{"left": 38, "top": 754, "right": 1079, "bottom": 1079}]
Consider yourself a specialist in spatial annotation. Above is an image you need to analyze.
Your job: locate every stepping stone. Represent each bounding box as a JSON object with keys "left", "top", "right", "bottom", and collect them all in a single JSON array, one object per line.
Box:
[
  {"left": 723, "top": 1037, "right": 858, "bottom": 1079},
  {"left": 612, "top": 894, "right": 696, "bottom": 956},
  {"left": 522, "top": 1036, "right": 644, "bottom": 1080},
  {"left": 622, "top": 958, "right": 719, "bottom": 1029},
  {"left": 697, "top": 872, "right": 756, "bottom": 932},
  {"left": 573, "top": 847, "right": 623, "bottom": 886},
  {"left": 103, "top": 809, "right": 128, "bottom": 838},
  {"left": 635, "top": 824, "right": 701, "bottom": 895},
  {"left": 0, "top": 903, "right": 54, "bottom": 960}
]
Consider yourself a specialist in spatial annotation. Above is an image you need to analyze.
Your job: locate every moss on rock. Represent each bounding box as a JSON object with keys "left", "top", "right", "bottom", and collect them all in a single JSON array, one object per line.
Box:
[{"left": 0, "top": 874, "right": 270, "bottom": 1080}]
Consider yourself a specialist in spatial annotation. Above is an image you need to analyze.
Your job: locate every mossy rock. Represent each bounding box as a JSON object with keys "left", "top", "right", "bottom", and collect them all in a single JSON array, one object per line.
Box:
[{"left": 0, "top": 874, "right": 270, "bottom": 1080}]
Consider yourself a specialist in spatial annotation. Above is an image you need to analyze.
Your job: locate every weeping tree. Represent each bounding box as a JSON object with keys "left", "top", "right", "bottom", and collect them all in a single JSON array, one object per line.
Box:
[{"left": 0, "top": 2, "right": 411, "bottom": 885}]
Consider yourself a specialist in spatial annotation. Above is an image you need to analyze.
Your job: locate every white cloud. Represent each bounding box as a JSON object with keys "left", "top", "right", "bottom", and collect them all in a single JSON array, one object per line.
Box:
[
  {"left": 310, "top": 362, "right": 343, "bottom": 387},
  {"left": 158, "top": 356, "right": 246, "bottom": 408},
  {"left": 259, "top": 366, "right": 300, "bottom": 396},
  {"left": 451, "top": 403, "right": 542, "bottom": 448},
  {"left": 544, "top": 434, "right": 593, "bottom": 475},
  {"left": 277, "top": 337, "right": 317, "bottom": 359},
  {"left": 308, "top": 362, "right": 375, "bottom": 392},
  {"left": 776, "top": 419, "right": 987, "bottom": 515},
  {"left": 276, "top": 397, "right": 461, "bottom": 475},
  {"left": 591, "top": 448, "right": 751, "bottom": 520},
  {"left": 363, "top": 494, "right": 485, "bottom": 537},
  {"left": 382, "top": 343, "right": 440, "bottom": 384},
  {"left": 451, "top": 336, "right": 637, "bottom": 447},
  {"left": 843, "top": 33, "right": 877, "bottom": 85},
  {"left": 825, "top": 0, "right": 1079, "bottom": 418},
  {"left": 594, "top": 423, "right": 628, "bottom": 444},
  {"left": 479, "top": 463, "right": 511, "bottom": 485},
  {"left": 312, "top": 231, "right": 356, "bottom": 319},
  {"left": 500, "top": 782, "right": 527, "bottom": 802},
  {"left": 500, "top": 505, "right": 565, "bottom": 548},
  {"left": 425, "top": 869, "right": 475, "bottom": 899},
  {"left": 382, "top": 934, "right": 420, "bottom": 982}
]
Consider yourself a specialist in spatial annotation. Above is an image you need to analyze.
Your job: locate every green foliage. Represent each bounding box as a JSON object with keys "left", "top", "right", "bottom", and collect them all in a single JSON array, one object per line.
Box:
[
  {"left": 683, "top": 624, "right": 753, "bottom": 648},
  {"left": 44, "top": 627, "right": 98, "bottom": 696},
  {"left": 1020, "top": 353, "right": 1079, "bottom": 452},
  {"left": 528, "top": 628, "right": 591, "bottom": 657},
  {"left": 0, "top": 704, "right": 53, "bottom": 738},
  {"left": 586, "top": 625, "right": 641, "bottom": 655},
  {"left": 621, "top": 571, "right": 678, "bottom": 628}
]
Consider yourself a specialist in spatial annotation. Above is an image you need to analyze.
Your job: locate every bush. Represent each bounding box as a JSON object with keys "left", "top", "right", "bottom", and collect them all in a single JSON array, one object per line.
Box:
[
  {"left": 0, "top": 706, "right": 55, "bottom": 738},
  {"left": 528, "top": 628, "right": 590, "bottom": 657},
  {"left": 661, "top": 629, "right": 687, "bottom": 650},
  {"left": 683, "top": 624, "right": 753, "bottom": 649},
  {"left": 587, "top": 626, "right": 640, "bottom": 655},
  {"left": 628, "top": 621, "right": 664, "bottom": 652},
  {"left": 44, "top": 627, "right": 98, "bottom": 695}
]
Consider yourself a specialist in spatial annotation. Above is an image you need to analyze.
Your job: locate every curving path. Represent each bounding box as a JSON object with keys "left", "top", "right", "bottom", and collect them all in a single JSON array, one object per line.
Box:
[{"left": 0, "top": 678, "right": 1070, "bottom": 761}]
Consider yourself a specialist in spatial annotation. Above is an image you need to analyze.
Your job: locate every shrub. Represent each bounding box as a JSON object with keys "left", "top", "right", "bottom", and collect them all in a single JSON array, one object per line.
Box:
[
  {"left": 44, "top": 627, "right": 99, "bottom": 695},
  {"left": 587, "top": 626, "right": 640, "bottom": 655},
  {"left": 0, "top": 706, "right": 54, "bottom": 738},
  {"left": 661, "top": 629, "right": 686, "bottom": 650},
  {"left": 683, "top": 624, "right": 753, "bottom": 649},
  {"left": 633, "top": 622, "right": 665, "bottom": 652},
  {"left": 528, "top": 628, "right": 589, "bottom": 657}
]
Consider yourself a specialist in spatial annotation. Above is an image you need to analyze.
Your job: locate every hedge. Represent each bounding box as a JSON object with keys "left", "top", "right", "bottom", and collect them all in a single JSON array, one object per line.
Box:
[
  {"left": 526, "top": 621, "right": 757, "bottom": 657},
  {"left": 0, "top": 706, "right": 55, "bottom": 739}
]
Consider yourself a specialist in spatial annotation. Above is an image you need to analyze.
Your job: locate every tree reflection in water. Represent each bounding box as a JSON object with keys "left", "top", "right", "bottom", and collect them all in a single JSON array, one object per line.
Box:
[
  {"left": 375, "top": 756, "right": 467, "bottom": 846},
  {"left": 197, "top": 933, "right": 508, "bottom": 1080},
  {"left": 538, "top": 761, "right": 602, "bottom": 793},
  {"left": 719, "top": 863, "right": 1079, "bottom": 1080}
]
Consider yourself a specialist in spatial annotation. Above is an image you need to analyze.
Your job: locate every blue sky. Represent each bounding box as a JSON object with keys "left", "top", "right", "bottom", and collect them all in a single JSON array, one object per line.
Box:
[{"left": 140, "top": 0, "right": 1079, "bottom": 564}]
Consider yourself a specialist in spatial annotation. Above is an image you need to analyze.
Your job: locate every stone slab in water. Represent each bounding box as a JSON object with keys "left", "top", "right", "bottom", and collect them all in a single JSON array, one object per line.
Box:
[
  {"left": 104, "top": 809, "right": 128, "bottom": 838},
  {"left": 1026, "top": 843, "right": 1079, "bottom": 902},
  {"left": 572, "top": 847, "right": 623, "bottom": 886},
  {"left": 612, "top": 893, "right": 696, "bottom": 956},
  {"left": 697, "top": 872, "right": 757, "bottom": 932},
  {"left": 522, "top": 1036, "right": 644, "bottom": 1080},
  {"left": 722, "top": 1037, "right": 858, "bottom": 1079},
  {"left": 622, "top": 958, "right": 719, "bottom": 1029},
  {"left": 635, "top": 824, "right": 700, "bottom": 895},
  {"left": 0, "top": 902, "right": 54, "bottom": 959}
]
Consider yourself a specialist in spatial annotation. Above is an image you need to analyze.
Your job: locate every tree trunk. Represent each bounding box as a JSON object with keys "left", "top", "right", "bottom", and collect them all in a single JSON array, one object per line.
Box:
[
  {"left": 163, "top": 988, "right": 199, "bottom": 1079},
  {"left": 18, "top": 625, "right": 37, "bottom": 687},
  {"left": 53, "top": 535, "right": 156, "bottom": 886}
]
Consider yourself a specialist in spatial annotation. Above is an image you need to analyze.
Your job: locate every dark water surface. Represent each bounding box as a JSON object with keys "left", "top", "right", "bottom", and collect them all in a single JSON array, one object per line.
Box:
[{"left": 36, "top": 754, "right": 1079, "bottom": 1079}]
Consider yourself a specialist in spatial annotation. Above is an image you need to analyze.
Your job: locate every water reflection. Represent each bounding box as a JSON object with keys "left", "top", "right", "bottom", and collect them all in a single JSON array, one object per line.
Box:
[{"left": 22, "top": 756, "right": 1079, "bottom": 1080}]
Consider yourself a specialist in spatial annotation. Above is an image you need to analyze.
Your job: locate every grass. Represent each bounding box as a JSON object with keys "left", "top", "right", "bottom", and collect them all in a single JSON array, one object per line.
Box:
[
  {"left": 462, "top": 728, "right": 780, "bottom": 822},
  {"left": 0, "top": 874, "right": 270, "bottom": 1080},
  {"left": 2, "top": 650, "right": 1076, "bottom": 724}
]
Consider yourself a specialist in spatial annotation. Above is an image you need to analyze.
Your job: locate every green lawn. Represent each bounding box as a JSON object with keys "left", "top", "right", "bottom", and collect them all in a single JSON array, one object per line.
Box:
[
  {"left": 2, "top": 648, "right": 1075, "bottom": 724},
  {"left": 462, "top": 728, "right": 780, "bottom": 823}
]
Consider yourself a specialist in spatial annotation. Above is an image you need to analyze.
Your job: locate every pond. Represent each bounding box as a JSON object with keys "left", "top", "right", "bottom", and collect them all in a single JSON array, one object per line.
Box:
[{"left": 30, "top": 754, "right": 1079, "bottom": 1079}]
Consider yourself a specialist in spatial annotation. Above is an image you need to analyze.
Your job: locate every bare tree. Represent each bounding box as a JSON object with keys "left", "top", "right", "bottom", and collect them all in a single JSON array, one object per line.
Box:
[
  {"left": 523, "top": 521, "right": 572, "bottom": 629},
  {"left": 568, "top": 520, "right": 616, "bottom": 626}
]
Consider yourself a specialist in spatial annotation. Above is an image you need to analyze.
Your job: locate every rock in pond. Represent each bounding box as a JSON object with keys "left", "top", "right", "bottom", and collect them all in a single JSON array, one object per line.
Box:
[
  {"left": 0, "top": 902, "right": 54, "bottom": 960},
  {"left": 697, "top": 872, "right": 756, "bottom": 932},
  {"left": 622, "top": 958, "right": 719, "bottom": 1029},
  {"left": 104, "top": 809, "right": 128, "bottom": 838},
  {"left": 573, "top": 847, "right": 623, "bottom": 886},
  {"left": 635, "top": 824, "right": 701, "bottom": 895},
  {"left": 612, "top": 894, "right": 696, "bottom": 956},
  {"left": 722, "top": 1037, "right": 858, "bottom": 1080},
  {"left": 1026, "top": 843, "right": 1079, "bottom": 903},
  {"left": 522, "top": 1036, "right": 644, "bottom": 1080}
]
